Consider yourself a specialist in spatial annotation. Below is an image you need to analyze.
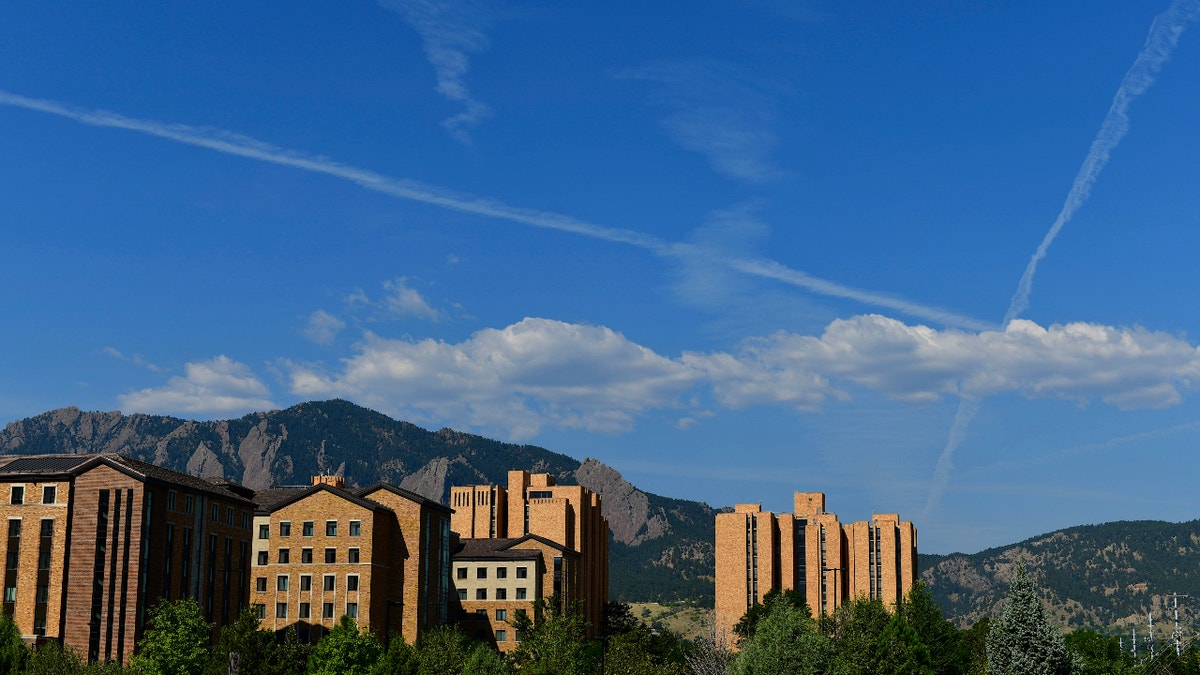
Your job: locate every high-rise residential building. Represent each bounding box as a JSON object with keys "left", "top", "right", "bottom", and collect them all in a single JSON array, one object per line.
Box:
[
  {"left": 250, "top": 476, "right": 452, "bottom": 645},
  {"left": 714, "top": 492, "right": 917, "bottom": 646},
  {"left": 449, "top": 470, "right": 608, "bottom": 643},
  {"left": 0, "top": 454, "right": 256, "bottom": 664}
]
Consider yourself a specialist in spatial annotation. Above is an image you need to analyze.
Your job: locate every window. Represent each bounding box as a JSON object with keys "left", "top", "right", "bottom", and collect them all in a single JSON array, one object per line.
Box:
[
  {"left": 39, "top": 519, "right": 52, "bottom": 538},
  {"left": 184, "top": 495, "right": 194, "bottom": 514},
  {"left": 516, "top": 588, "right": 527, "bottom": 600},
  {"left": 496, "top": 609, "right": 506, "bottom": 621},
  {"left": 322, "top": 603, "right": 334, "bottom": 619},
  {"left": 168, "top": 491, "right": 177, "bottom": 510},
  {"left": 7, "top": 520, "right": 19, "bottom": 538},
  {"left": 37, "top": 552, "right": 50, "bottom": 570},
  {"left": 326, "top": 521, "right": 337, "bottom": 537},
  {"left": 226, "top": 507, "right": 234, "bottom": 525},
  {"left": 256, "top": 578, "right": 267, "bottom": 592},
  {"left": 324, "top": 548, "right": 336, "bottom": 564},
  {"left": 298, "top": 602, "right": 311, "bottom": 619},
  {"left": 475, "top": 609, "right": 487, "bottom": 619},
  {"left": 349, "top": 521, "right": 361, "bottom": 536},
  {"left": 211, "top": 504, "right": 219, "bottom": 521},
  {"left": 276, "top": 603, "right": 288, "bottom": 619},
  {"left": 516, "top": 566, "right": 527, "bottom": 579},
  {"left": 303, "top": 521, "right": 314, "bottom": 537},
  {"left": 457, "top": 568, "right": 467, "bottom": 580},
  {"left": 302, "top": 548, "right": 313, "bottom": 564},
  {"left": 529, "top": 490, "right": 553, "bottom": 499},
  {"left": 496, "top": 588, "right": 507, "bottom": 600},
  {"left": 496, "top": 567, "right": 507, "bottom": 579},
  {"left": 458, "top": 589, "right": 467, "bottom": 600},
  {"left": 347, "top": 602, "right": 358, "bottom": 619},
  {"left": 347, "top": 575, "right": 359, "bottom": 592},
  {"left": 277, "top": 576, "right": 289, "bottom": 591},
  {"left": 476, "top": 589, "right": 487, "bottom": 600},
  {"left": 3, "top": 587, "right": 14, "bottom": 602},
  {"left": 35, "top": 584, "right": 49, "bottom": 603},
  {"left": 4, "top": 552, "right": 15, "bottom": 570},
  {"left": 496, "top": 629, "right": 507, "bottom": 642},
  {"left": 255, "top": 604, "right": 266, "bottom": 620},
  {"left": 348, "top": 548, "right": 359, "bottom": 563},
  {"left": 241, "top": 512, "right": 249, "bottom": 528},
  {"left": 300, "top": 575, "right": 312, "bottom": 592},
  {"left": 278, "top": 549, "right": 290, "bottom": 564},
  {"left": 9, "top": 487, "right": 22, "bottom": 505},
  {"left": 279, "top": 522, "right": 291, "bottom": 537},
  {"left": 41, "top": 486, "right": 55, "bottom": 504},
  {"left": 256, "top": 551, "right": 268, "bottom": 566},
  {"left": 258, "top": 524, "right": 270, "bottom": 540},
  {"left": 323, "top": 575, "right": 335, "bottom": 591},
  {"left": 477, "top": 567, "right": 487, "bottom": 579}
]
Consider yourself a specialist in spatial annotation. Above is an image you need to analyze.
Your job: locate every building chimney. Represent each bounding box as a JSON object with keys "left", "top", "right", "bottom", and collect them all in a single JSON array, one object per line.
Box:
[{"left": 312, "top": 475, "right": 345, "bottom": 489}]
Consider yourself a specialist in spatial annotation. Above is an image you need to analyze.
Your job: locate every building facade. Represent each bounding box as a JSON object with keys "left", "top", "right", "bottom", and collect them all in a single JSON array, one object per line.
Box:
[
  {"left": 0, "top": 454, "right": 255, "bottom": 664},
  {"left": 449, "top": 470, "right": 608, "bottom": 640},
  {"left": 249, "top": 476, "right": 452, "bottom": 645},
  {"left": 714, "top": 492, "right": 917, "bottom": 646}
]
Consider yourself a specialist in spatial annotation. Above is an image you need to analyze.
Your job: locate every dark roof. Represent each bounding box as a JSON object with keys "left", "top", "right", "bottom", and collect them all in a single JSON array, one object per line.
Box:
[
  {"left": 0, "top": 453, "right": 254, "bottom": 504},
  {"left": 253, "top": 483, "right": 392, "bottom": 515},
  {"left": 0, "top": 455, "right": 93, "bottom": 474},
  {"left": 353, "top": 483, "right": 452, "bottom": 513},
  {"left": 106, "top": 456, "right": 254, "bottom": 504},
  {"left": 452, "top": 534, "right": 576, "bottom": 561}
]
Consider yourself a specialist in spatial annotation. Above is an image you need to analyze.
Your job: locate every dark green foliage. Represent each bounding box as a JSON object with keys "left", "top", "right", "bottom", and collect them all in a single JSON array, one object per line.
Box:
[
  {"left": 733, "top": 593, "right": 832, "bottom": 675},
  {"left": 0, "top": 613, "right": 27, "bottom": 675},
  {"left": 604, "top": 626, "right": 689, "bottom": 675},
  {"left": 875, "top": 612, "right": 935, "bottom": 675},
  {"left": 26, "top": 641, "right": 86, "bottom": 675},
  {"left": 901, "top": 581, "right": 971, "bottom": 675},
  {"left": 371, "top": 636, "right": 419, "bottom": 675},
  {"left": 510, "top": 598, "right": 597, "bottom": 675},
  {"left": 986, "top": 561, "right": 1079, "bottom": 675},
  {"left": 1063, "top": 629, "right": 1135, "bottom": 675},
  {"left": 825, "top": 597, "right": 897, "bottom": 674},
  {"left": 204, "top": 608, "right": 276, "bottom": 675},
  {"left": 412, "top": 625, "right": 473, "bottom": 675},
  {"left": 130, "top": 597, "right": 212, "bottom": 675},
  {"left": 307, "top": 615, "right": 382, "bottom": 675},
  {"left": 733, "top": 588, "right": 809, "bottom": 642},
  {"left": 461, "top": 643, "right": 513, "bottom": 675},
  {"left": 268, "top": 626, "right": 311, "bottom": 675}
]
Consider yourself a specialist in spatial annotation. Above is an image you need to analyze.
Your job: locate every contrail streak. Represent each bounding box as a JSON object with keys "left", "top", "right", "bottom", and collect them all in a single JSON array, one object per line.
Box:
[
  {"left": 0, "top": 89, "right": 990, "bottom": 330},
  {"left": 926, "top": 0, "right": 1200, "bottom": 518}
]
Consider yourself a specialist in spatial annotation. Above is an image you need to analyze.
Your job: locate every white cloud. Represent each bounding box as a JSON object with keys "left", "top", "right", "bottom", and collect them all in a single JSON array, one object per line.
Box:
[
  {"left": 379, "top": 0, "right": 492, "bottom": 145},
  {"left": 102, "top": 347, "right": 164, "bottom": 373},
  {"left": 382, "top": 277, "right": 440, "bottom": 320},
  {"left": 286, "top": 318, "right": 699, "bottom": 439},
  {"left": 302, "top": 310, "right": 346, "bottom": 346},
  {"left": 119, "top": 356, "right": 276, "bottom": 417}
]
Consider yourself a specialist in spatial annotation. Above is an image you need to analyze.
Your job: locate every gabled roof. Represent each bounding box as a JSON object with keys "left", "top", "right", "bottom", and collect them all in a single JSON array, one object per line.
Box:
[
  {"left": 352, "top": 483, "right": 452, "bottom": 513},
  {"left": 452, "top": 534, "right": 578, "bottom": 561},
  {"left": 0, "top": 453, "right": 255, "bottom": 504},
  {"left": 0, "top": 455, "right": 92, "bottom": 474},
  {"left": 253, "top": 483, "right": 392, "bottom": 515}
]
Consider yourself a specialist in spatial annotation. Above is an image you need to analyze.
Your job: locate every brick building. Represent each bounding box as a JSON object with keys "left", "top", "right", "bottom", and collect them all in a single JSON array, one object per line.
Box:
[
  {"left": 0, "top": 454, "right": 255, "bottom": 664},
  {"left": 249, "top": 476, "right": 452, "bottom": 645},
  {"left": 714, "top": 492, "right": 917, "bottom": 646},
  {"left": 449, "top": 470, "right": 608, "bottom": 642}
]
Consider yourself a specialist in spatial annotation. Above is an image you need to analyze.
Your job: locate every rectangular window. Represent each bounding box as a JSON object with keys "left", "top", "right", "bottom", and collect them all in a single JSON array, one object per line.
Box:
[
  {"left": 276, "top": 603, "right": 287, "bottom": 619},
  {"left": 277, "top": 576, "right": 289, "bottom": 591},
  {"left": 3, "top": 587, "right": 15, "bottom": 602},
  {"left": 35, "top": 584, "right": 48, "bottom": 603},
  {"left": 7, "top": 520, "right": 19, "bottom": 539},
  {"left": 303, "top": 521, "right": 314, "bottom": 537},
  {"left": 322, "top": 603, "right": 334, "bottom": 619},
  {"left": 241, "top": 512, "right": 249, "bottom": 528},
  {"left": 279, "top": 522, "right": 291, "bottom": 537},
  {"left": 299, "top": 602, "right": 310, "bottom": 619},
  {"left": 323, "top": 575, "right": 335, "bottom": 591},
  {"left": 324, "top": 548, "right": 336, "bottom": 564},
  {"left": 4, "top": 552, "right": 15, "bottom": 570},
  {"left": 302, "top": 548, "right": 313, "bottom": 564},
  {"left": 168, "top": 491, "right": 177, "bottom": 510},
  {"left": 496, "top": 629, "right": 507, "bottom": 642},
  {"left": 37, "top": 551, "right": 50, "bottom": 570},
  {"left": 476, "top": 609, "right": 487, "bottom": 619},
  {"left": 516, "top": 588, "right": 527, "bottom": 600},
  {"left": 457, "top": 567, "right": 467, "bottom": 579},
  {"left": 496, "top": 588, "right": 507, "bottom": 600},
  {"left": 457, "top": 589, "right": 467, "bottom": 600},
  {"left": 347, "top": 575, "right": 359, "bottom": 592},
  {"left": 347, "top": 602, "right": 358, "bottom": 619},
  {"left": 300, "top": 575, "right": 312, "bottom": 592},
  {"left": 226, "top": 507, "right": 234, "bottom": 525},
  {"left": 278, "top": 549, "right": 290, "bottom": 564},
  {"left": 256, "top": 551, "right": 268, "bottom": 566},
  {"left": 477, "top": 567, "right": 487, "bottom": 579},
  {"left": 255, "top": 604, "right": 266, "bottom": 620},
  {"left": 184, "top": 495, "right": 194, "bottom": 514},
  {"left": 476, "top": 589, "right": 487, "bottom": 600},
  {"left": 211, "top": 504, "right": 219, "bottom": 521},
  {"left": 496, "top": 609, "right": 506, "bottom": 621},
  {"left": 326, "top": 521, "right": 337, "bottom": 537},
  {"left": 496, "top": 567, "right": 507, "bottom": 579},
  {"left": 258, "top": 524, "right": 269, "bottom": 540},
  {"left": 39, "top": 519, "right": 52, "bottom": 538},
  {"left": 516, "top": 566, "right": 527, "bottom": 579},
  {"left": 529, "top": 490, "right": 553, "bottom": 499},
  {"left": 9, "top": 487, "right": 22, "bottom": 505},
  {"left": 256, "top": 578, "right": 267, "bottom": 592},
  {"left": 349, "top": 521, "right": 361, "bottom": 536},
  {"left": 348, "top": 548, "right": 359, "bottom": 564},
  {"left": 41, "top": 486, "right": 55, "bottom": 504}
]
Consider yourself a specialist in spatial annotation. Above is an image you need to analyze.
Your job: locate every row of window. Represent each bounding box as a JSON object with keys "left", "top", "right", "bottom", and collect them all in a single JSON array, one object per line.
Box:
[
  {"left": 254, "top": 547, "right": 361, "bottom": 566},
  {"left": 456, "top": 565, "right": 528, "bottom": 580},
  {"left": 259, "top": 520, "right": 362, "bottom": 539},
  {"left": 165, "top": 491, "right": 251, "bottom": 529},
  {"left": 457, "top": 587, "right": 527, "bottom": 601},
  {"left": 7, "top": 486, "right": 56, "bottom": 506},
  {"left": 257, "top": 601, "right": 358, "bottom": 620},
  {"left": 255, "top": 573, "right": 361, "bottom": 593}
]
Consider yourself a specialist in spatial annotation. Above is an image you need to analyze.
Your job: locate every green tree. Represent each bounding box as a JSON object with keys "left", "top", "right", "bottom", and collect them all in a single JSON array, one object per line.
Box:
[
  {"left": 0, "top": 611, "right": 27, "bottom": 675},
  {"left": 307, "top": 616, "right": 383, "bottom": 675},
  {"left": 130, "top": 597, "right": 212, "bottom": 675},
  {"left": 604, "top": 625, "right": 688, "bottom": 675},
  {"left": 371, "top": 635, "right": 419, "bottom": 675},
  {"left": 960, "top": 618, "right": 991, "bottom": 675},
  {"left": 733, "top": 593, "right": 832, "bottom": 675},
  {"left": 826, "top": 597, "right": 892, "bottom": 675},
  {"left": 1064, "top": 629, "right": 1134, "bottom": 675},
  {"left": 510, "top": 598, "right": 596, "bottom": 675},
  {"left": 461, "top": 643, "right": 513, "bottom": 675},
  {"left": 26, "top": 640, "right": 85, "bottom": 675},
  {"left": 985, "top": 561, "right": 1080, "bottom": 675},
  {"left": 266, "top": 626, "right": 310, "bottom": 675},
  {"left": 732, "top": 588, "right": 809, "bottom": 643},
  {"left": 204, "top": 608, "right": 276, "bottom": 675},
  {"left": 875, "top": 612, "right": 935, "bottom": 675},
  {"left": 413, "top": 625, "right": 473, "bottom": 675},
  {"left": 899, "top": 581, "right": 969, "bottom": 675}
]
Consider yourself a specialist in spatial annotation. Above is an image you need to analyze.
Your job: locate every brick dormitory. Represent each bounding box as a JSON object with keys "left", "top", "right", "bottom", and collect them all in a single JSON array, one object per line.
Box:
[{"left": 0, "top": 454, "right": 610, "bottom": 663}]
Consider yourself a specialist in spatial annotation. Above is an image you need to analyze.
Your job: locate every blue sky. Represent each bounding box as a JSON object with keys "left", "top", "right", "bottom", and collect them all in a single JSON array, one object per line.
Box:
[{"left": 3, "top": 0, "right": 1200, "bottom": 554}]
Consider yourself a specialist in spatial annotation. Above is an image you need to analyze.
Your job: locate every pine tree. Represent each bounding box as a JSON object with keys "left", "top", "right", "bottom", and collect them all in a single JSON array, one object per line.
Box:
[{"left": 986, "top": 560, "right": 1080, "bottom": 675}]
